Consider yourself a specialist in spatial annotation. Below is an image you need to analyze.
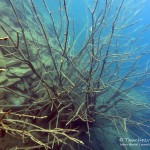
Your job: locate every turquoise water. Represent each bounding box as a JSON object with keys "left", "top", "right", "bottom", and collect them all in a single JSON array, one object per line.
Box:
[{"left": 34, "top": 1, "right": 150, "bottom": 149}]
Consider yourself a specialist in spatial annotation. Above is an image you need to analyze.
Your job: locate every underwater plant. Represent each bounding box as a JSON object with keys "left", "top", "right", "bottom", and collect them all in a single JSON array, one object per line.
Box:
[{"left": 0, "top": 0, "right": 150, "bottom": 149}]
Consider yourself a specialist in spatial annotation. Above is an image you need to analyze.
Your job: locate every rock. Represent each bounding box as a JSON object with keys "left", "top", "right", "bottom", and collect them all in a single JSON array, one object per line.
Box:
[
  {"left": 4, "top": 78, "right": 20, "bottom": 86},
  {"left": 0, "top": 88, "right": 5, "bottom": 100},
  {"left": 0, "top": 76, "right": 7, "bottom": 84},
  {"left": 6, "top": 58, "right": 22, "bottom": 67},
  {"left": 0, "top": 51, "right": 6, "bottom": 68},
  {"left": 10, "top": 96, "right": 26, "bottom": 106},
  {"left": 8, "top": 67, "right": 31, "bottom": 78}
]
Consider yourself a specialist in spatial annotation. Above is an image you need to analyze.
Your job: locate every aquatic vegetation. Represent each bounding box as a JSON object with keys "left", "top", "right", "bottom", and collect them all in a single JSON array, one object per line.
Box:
[{"left": 0, "top": 0, "right": 150, "bottom": 149}]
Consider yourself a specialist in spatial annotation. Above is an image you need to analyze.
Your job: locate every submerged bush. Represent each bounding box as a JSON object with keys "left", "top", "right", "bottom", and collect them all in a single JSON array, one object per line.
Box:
[{"left": 0, "top": 0, "right": 150, "bottom": 149}]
